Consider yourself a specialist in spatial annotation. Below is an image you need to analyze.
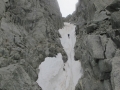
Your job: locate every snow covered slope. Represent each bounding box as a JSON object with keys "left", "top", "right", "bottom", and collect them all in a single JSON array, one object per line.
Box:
[{"left": 37, "top": 23, "right": 82, "bottom": 90}]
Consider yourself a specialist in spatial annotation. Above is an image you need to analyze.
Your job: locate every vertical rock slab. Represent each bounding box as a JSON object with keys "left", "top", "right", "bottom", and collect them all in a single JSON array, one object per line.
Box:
[
  {"left": 0, "top": 0, "right": 5, "bottom": 19},
  {"left": 86, "top": 35, "right": 104, "bottom": 60},
  {"left": 105, "top": 38, "right": 117, "bottom": 59},
  {"left": 111, "top": 57, "right": 120, "bottom": 90},
  {"left": 111, "top": 11, "right": 120, "bottom": 29},
  {"left": 104, "top": 80, "right": 112, "bottom": 90}
]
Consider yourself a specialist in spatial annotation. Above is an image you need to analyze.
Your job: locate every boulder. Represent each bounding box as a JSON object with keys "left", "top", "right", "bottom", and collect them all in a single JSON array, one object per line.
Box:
[
  {"left": 0, "top": 64, "right": 41, "bottom": 90},
  {"left": 86, "top": 23, "right": 97, "bottom": 34},
  {"left": 111, "top": 57, "right": 120, "bottom": 90},
  {"left": 111, "top": 11, "right": 120, "bottom": 29},
  {"left": 75, "top": 76, "right": 105, "bottom": 90},
  {"left": 86, "top": 35, "right": 104, "bottom": 60},
  {"left": 105, "top": 38, "right": 117, "bottom": 59},
  {"left": 93, "top": 11, "right": 110, "bottom": 22},
  {"left": 106, "top": 0, "right": 120, "bottom": 12}
]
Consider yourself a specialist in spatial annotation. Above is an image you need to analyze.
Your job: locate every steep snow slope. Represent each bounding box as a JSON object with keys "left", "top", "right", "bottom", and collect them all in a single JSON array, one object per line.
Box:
[{"left": 37, "top": 23, "right": 82, "bottom": 90}]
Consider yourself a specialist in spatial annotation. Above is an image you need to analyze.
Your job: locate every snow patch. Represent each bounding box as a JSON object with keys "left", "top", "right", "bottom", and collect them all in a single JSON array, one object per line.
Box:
[{"left": 37, "top": 23, "right": 82, "bottom": 90}]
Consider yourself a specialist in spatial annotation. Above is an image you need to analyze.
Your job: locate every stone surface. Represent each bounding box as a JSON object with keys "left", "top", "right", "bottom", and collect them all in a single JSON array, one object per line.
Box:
[
  {"left": 86, "top": 35, "right": 104, "bottom": 60},
  {"left": 0, "top": 0, "right": 5, "bottom": 19},
  {"left": 72, "top": 0, "right": 120, "bottom": 90},
  {"left": 111, "top": 57, "right": 120, "bottom": 90},
  {"left": 0, "top": 64, "right": 41, "bottom": 90},
  {"left": 75, "top": 76, "right": 105, "bottom": 90},
  {"left": 0, "top": 0, "right": 67, "bottom": 89},
  {"left": 104, "top": 80, "right": 112, "bottom": 90},
  {"left": 1, "top": 0, "right": 120, "bottom": 89},
  {"left": 105, "top": 38, "right": 117, "bottom": 58},
  {"left": 106, "top": 0, "right": 120, "bottom": 12},
  {"left": 86, "top": 24, "right": 97, "bottom": 34},
  {"left": 111, "top": 11, "right": 120, "bottom": 29},
  {"left": 99, "top": 59, "right": 112, "bottom": 73}
]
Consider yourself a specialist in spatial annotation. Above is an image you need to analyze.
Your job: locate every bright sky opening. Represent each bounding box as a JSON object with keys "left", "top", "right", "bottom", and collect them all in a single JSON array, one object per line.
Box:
[{"left": 57, "top": 0, "right": 78, "bottom": 17}]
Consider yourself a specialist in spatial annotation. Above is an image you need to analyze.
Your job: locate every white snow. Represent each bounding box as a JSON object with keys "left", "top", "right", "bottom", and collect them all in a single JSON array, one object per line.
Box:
[{"left": 37, "top": 23, "right": 82, "bottom": 90}]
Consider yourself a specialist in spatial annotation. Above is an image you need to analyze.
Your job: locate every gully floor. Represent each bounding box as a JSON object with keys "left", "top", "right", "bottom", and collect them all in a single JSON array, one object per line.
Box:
[{"left": 37, "top": 23, "right": 83, "bottom": 90}]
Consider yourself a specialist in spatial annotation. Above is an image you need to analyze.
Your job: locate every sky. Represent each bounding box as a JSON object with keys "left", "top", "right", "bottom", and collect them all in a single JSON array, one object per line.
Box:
[{"left": 57, "top": 0, "right": 78, "bottom": 17}]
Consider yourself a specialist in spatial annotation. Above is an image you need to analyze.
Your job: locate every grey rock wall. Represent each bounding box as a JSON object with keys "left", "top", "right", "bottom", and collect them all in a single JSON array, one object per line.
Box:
[
  {"left": 0, "top": 0, "right": 67, "bottom": 89},
  {"left": 70, "top": 0, "right": 120, "bottom": 90}
]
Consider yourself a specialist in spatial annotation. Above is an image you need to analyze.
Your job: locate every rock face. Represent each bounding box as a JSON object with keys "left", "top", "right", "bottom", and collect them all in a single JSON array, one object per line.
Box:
[
  {"left": 0, "top": 0, "right": 67, "bottom": 89},
  {"left": 68, "top": 0, "right": 120, "bottom": 90}
]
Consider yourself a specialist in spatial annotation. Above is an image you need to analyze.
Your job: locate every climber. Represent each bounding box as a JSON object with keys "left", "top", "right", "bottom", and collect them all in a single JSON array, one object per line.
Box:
[{"left": 68, "top": 34, "right": 70, "bottom": 38}]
